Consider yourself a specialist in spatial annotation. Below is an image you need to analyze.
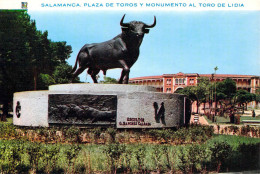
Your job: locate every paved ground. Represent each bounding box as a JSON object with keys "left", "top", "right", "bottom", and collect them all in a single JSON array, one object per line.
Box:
[
  {"left": 190, "top": 114, "right": 209, "bottom": 125},
  {"left": 190, "top": 109, "right": 260, "bottom": 136},
  {"left": 241, "top": 109, "right": 260, "bottom": 117}
]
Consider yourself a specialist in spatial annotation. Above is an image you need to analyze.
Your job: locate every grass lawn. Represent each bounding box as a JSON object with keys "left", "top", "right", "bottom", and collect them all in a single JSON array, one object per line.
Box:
[
  {"left": 207, "top": 134, "right": 260, "bottom": 147},
  {"left": 0, "top": 117, "right": 12, "bottom": 123},
  {"left": 203, "top": 115, "right": 230, "bottom": 124},
  {"left": 6, "top": 117, "right": 13, "bottom": 123},
  {"left": 240, "top": 116, "right": 260, "bottom": 121}
]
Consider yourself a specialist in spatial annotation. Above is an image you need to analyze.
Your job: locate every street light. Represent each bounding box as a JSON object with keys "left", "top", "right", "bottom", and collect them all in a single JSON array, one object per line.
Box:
[{"left": 214, "top": 66, "right": 218, "bottom": 117}]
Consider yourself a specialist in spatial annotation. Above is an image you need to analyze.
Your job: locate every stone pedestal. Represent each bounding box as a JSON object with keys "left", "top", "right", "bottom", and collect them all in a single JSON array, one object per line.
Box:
[
  {"left": 13, "top": 91, "right": 49, "bottom": 127},
  {"left": 13, "top": 84, "right": 191, "bottom": 128}
]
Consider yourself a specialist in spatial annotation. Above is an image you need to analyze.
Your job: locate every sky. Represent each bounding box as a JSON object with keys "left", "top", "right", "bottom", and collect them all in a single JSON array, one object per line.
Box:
[{"left": 27, "top": 10, "right": 260, "bottom": 82}]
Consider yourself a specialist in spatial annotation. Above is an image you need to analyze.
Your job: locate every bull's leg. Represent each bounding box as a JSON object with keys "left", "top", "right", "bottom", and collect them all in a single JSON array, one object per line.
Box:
[
  {"left": 102, "top": 70, "right": 107, "bottom": 76},
  {"left": 71, "top": 51, "right": 91, "bottom": 83},
  {"left": 118, "top": 70, "right": 125, "bottom": 84},
  {"left": 118, "top": 60, "right": 130, "bottom": 84},
  {"left": 90, "top": 68, "right": 100, "bottom": 83},
  {"left": 71, "top": 66, "right": 87, "bottom": 83},
  {"left": 87, "top": 68, "right": 93, "bottom": 76}
]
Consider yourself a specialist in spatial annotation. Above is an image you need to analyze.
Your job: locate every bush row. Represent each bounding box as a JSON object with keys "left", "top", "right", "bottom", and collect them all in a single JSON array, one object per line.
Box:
[
  {"left": 0, "top": 124, "right": 214, "bottom": 144},
  {"left": 0, "top": 138, "right": 259, "bottom": 173},
  {"left": 0, "top": 140, "right": 81, "bottom": 173},
  {"left": 216, "top": 125, "right": 260, "bottom": 137},
  {"left": 146, "top": 124, "right": 214, "bottom": 144}
]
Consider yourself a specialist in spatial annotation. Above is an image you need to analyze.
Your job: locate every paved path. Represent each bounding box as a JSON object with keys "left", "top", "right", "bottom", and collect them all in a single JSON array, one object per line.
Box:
[
  {"left": 190, "top": 111, "right": 260, "bottom": 136},
  {"left": 241, "top": 109, "right": 260, "bottom": 117},
  {"left": 190, "top": 109, "right": 260, "bottom": 125},
  {"left": 190, "top": 114, "right": 209, "bottom": 125}
]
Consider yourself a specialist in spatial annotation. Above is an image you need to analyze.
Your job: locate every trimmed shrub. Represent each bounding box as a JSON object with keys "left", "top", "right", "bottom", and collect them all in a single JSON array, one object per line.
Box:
[{"left": 210, "top": 141, "right": 232, "bottom": 172}]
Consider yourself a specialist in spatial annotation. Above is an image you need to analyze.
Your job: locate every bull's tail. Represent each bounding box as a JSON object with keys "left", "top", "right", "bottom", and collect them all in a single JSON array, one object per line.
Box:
[{"left": 71, "top": 52, "right": 80, "bottom": 74}]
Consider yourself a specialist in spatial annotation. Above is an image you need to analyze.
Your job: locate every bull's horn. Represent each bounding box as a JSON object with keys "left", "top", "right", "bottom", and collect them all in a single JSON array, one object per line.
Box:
[
  {"left": 144, "top": 16, "right": 156, "bottom": 28},
  {"left": 120, "top": 14, "right": 130, "bottom": 27}
]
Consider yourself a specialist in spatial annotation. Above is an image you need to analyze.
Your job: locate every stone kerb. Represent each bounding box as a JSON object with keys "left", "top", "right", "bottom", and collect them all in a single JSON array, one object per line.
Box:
[{"left": 49, "top": 83, "right": 157, "bottom": 93}]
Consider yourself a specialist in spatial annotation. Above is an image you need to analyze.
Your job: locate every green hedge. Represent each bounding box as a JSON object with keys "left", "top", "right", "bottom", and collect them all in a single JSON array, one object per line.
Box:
[{"left": 0, "top": 134, "right": 259, "bottom": 173}]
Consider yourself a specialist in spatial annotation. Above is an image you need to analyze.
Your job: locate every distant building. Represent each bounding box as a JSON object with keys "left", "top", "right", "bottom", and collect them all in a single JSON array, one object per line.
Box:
[
  {"left": 129, "top": 72, "right": 260, "bottom": 112},
  {"left": 129, "top": 72, "right": 260, "bottom": 94}
]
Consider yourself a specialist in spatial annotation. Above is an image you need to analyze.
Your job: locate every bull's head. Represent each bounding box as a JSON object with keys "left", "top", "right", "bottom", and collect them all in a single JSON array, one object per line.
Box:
[{"left": 120, "top": 14, "right": 156, "bottom": 39}]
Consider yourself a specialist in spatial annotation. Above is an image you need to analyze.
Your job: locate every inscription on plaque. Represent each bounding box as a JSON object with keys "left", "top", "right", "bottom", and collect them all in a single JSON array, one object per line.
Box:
[{"left": 119, "top": 117, "right": 151, "bottom": 126}]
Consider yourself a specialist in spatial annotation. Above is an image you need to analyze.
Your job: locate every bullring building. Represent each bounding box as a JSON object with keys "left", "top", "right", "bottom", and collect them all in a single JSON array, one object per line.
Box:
[{"left": 129, "top": 72, "right": 260, "bottom": 94}]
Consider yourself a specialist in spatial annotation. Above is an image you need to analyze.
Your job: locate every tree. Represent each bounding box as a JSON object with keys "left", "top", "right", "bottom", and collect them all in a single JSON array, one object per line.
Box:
[
  {"left": 208, "top": 78, "right": 236, "bottom": 116},
  {"left": 38, "top": 63, "right": 80, "bottom": 90},
  {"left": 177, "top": 77, "right": 210, "bottom": 113},
  {"left": 0, "top": 10, "right": 34, "bottom": 121},
  {"left": 256, "top": 88, "right": 260, "bottom": 105},
  {"left": 214, "top": 78, "right": 236, "bottom": 107},
  {"left": 256, "top": 88, "right": 260, "bottom": 94},
  {"left": 217, "top": 78, "right": 237, "bottom": 102},
  {"left": 0, "top": 10, "right": 76, "bottom": 121},
  {"left": 235, "top": 89, "right": 256, "bottom": 112},
  {"left": 53, "top": 63, "right": 79, "bottom": 84},
  {"left": 193, "top": 77, "right": 210, "bottom": 114},
  {"left": 176, "top": 86, "right": 197, "bottom": 104},
  {"left": 100, "top": 76, "right": 118, "bottom": 84}
]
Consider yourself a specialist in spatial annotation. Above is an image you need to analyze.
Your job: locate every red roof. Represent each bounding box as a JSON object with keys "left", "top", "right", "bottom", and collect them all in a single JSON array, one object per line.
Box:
[
  {"left": 129, "top": 73, "right": 259, "bottom": 81},
  {"left": 129, "top": 75, "right": 163, "bottom": 81},
  {"left": 199, "top": 74, "right": 256, "bottom": 78}
]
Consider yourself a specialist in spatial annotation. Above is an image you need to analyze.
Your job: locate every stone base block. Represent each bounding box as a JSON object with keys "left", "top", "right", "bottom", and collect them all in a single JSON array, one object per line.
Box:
[
  {"left": 13, "top": 91, "right": 49, "bottom": 127},
  {"left": 13, "top": 84, "right": 191, "bottom": 128}
]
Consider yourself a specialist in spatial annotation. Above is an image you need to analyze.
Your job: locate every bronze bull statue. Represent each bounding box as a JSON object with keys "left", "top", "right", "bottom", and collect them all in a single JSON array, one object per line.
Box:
[{"left": 70, "top": 14, "right": 156, "bottom": 84}]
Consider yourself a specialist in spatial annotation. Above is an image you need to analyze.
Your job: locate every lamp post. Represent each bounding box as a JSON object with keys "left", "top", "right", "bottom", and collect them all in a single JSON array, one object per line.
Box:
[
  {"left": 210, "top": 73, "right": 214, "bottom": 115},
  {"left": 214, "top": 66, "right": 218, "bottom": 117}
]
